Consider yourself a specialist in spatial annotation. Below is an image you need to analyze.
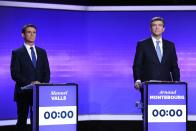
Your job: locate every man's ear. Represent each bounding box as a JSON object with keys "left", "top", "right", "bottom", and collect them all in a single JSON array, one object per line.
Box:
[
  {"left": 162, "top": 27, "right": 165, "bottom": 32},
  {"left": 21, "top": 33, "right": 24, "bottom": 38}
]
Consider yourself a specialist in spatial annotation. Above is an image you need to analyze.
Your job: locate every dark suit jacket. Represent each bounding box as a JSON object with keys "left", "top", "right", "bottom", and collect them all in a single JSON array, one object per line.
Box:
[
  {"left": 11, "top": 45, "right": 50, "bottom": 101},
  {"left": 133, "top": 37, "right": 180, "bottom": 82}
]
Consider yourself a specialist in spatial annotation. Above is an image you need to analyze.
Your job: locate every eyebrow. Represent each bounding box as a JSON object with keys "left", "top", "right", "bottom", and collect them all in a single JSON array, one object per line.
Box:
[
  {"left": 152, "top": 23, "right": 163, "bottom": 25},
  {"left": 26, "top": 30, "right": 36, "bottom": 32}
]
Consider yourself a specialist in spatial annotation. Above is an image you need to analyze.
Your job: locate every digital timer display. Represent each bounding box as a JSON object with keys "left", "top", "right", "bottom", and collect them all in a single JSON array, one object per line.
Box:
[
  {"left": 148, "top": 105, "right": 186, "bottom": 122},
  {"left": 44, "top": 111, "right": 74, "bottom": 119},
  {"left": 39, "top": 106, "right": 77, "bottom": 125},
  {"left": 152, "top": 109, "right": 183, "bottom": 117}
]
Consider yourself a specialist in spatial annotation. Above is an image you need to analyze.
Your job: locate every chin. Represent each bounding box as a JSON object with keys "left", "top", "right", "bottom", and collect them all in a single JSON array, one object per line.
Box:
[
  {"left": 154, "top": 33, "right": 161, "bottom": 36},
  {"left": 27, "top": 42, "right": 35, "bottom": 46}
]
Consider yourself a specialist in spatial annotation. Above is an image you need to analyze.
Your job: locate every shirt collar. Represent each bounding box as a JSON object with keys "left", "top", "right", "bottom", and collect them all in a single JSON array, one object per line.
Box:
[
  {"left": 24, "top": 43, "right": 35, "bottom": 50},
  {"left": 151, "top": 36, "right": 162, "bottom": 44}
]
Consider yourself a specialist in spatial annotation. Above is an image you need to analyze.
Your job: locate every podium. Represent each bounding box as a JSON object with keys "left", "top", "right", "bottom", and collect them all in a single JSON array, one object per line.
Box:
[
  {"left": 142, "top": 81, "right": 187, "bottom": 131},
  {"left": 22, "top": 83, "right": 78, "bottom": 131}
]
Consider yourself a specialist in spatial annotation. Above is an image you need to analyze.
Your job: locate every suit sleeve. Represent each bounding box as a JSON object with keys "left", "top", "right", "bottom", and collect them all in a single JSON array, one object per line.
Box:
[
  {"left": 170, "top": 43, "right": 180, "bottom": 81},
  {"left": 10, "top": 50, "right": 31, "bottom": 86},
  {"left": 132, "top": 42, "right": 144, "bottom": 82},
  {"left": 42, "top": 50, "right": 50, "bottom": 83}
]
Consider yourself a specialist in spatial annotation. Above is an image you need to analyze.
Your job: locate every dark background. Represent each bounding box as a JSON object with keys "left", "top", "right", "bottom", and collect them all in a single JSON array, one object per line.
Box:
[{"left": 0, "top": 0, "right": 196, "bottom": 5}]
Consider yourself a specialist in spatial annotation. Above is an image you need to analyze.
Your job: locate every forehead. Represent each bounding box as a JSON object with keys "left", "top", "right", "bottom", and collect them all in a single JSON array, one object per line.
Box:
[
  {"left": 151, "top": 20, "right": 164, "bottom": 25},
  {"left": 25, "top": 27, "right": 36, "bottom": 31}
]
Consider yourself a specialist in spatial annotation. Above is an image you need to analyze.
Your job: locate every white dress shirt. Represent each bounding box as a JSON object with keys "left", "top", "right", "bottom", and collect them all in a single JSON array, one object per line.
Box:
[
  {"left": 151, "top": 36, "right": 163, "bottom": 56},
  {"left": 24, "top": 43, "right": 37, "bottom": 60}
]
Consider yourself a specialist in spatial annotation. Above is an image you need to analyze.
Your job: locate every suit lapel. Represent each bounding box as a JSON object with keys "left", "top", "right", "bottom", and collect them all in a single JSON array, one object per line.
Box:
[
  {"left": 22, "top": 45, "right": 36, "bottom": 69},
  {"left": 35, "top": 46, "right": 40, "bottom": 69},
  {"left": 148, "top": 38, "right": 160, "bottom": 63},
  {"left": 161, "top": 40, "right": 169, "bottom": 63}
]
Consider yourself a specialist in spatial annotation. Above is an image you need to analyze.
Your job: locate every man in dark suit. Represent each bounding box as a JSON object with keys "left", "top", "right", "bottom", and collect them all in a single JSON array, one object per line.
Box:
[
  {"left": 133, "top": 17, "right": 180, "bottom": 112},
  {"left": 10, "top": 24, "right": 50, "bottom": 130},
  {"left": 133, "top": 16, "right": 180, "bottom": 89}
]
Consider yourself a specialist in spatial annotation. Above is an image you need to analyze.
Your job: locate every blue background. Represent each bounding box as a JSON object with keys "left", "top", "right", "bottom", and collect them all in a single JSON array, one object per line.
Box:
[{"left": 0, "top": 6, "right": 196, "bottom": 120}]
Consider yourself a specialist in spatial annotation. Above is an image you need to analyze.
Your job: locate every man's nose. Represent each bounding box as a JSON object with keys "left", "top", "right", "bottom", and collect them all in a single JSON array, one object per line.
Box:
[{"left": 155, "top": 25, "right": 159, "bottom": 29}]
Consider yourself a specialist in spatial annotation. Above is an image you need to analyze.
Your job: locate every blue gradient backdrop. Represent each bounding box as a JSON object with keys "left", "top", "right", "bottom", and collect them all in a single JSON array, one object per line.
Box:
[{"left": 0, "top": 6, "right": 196, "bottom": 120}]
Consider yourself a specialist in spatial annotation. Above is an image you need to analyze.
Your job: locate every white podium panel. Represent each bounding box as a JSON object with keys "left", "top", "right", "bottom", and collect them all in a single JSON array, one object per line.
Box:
[
  {"left": 143, "top": 82, "right": 187, "bottom": 131},
  {"left": 32, "top": 83, "right": 78, "bottom": 131}
]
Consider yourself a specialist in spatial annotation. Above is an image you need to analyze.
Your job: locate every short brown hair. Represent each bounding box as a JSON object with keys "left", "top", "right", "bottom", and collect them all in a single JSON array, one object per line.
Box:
[
  {"left": 150, "top": 17, "right": 165, "bottom": 27},
  {"left": 22, "top": 24, "right": 37, "bottom": 33}
]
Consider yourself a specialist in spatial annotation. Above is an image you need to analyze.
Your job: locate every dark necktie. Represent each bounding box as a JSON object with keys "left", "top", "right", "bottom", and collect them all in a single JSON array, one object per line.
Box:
[
  {"left": 30, "top": 47, "right": 36, "bottom": 68},
  {"left": 156, "top": 41, "right": 162, "bottom": 62}
]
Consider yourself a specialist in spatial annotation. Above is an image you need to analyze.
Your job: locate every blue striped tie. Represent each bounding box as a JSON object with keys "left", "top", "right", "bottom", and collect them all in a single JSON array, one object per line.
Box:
[
  {"left": 30, "top": 47, "right": 36, "bottom": 68},
  {"left": 156, "top": 41, "right": 162, "bottom": 62}
]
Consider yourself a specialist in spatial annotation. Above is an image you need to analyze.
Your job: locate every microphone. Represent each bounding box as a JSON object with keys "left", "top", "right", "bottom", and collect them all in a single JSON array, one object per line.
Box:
[{"left": 170, "top": 72, "right": 173, "bottom": 82}]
